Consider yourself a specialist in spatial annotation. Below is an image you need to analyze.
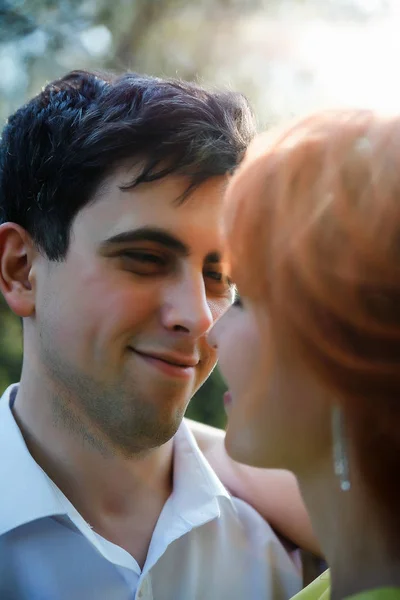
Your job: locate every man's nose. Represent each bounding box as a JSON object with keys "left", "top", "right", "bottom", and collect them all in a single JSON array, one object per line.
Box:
[{"left": 161, "top": 273, "right": 214, "bottom": 338}]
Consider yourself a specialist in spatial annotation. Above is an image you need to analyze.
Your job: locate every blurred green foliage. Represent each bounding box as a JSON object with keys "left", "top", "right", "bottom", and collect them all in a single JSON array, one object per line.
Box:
[
  {"left": 0, "top": 296, "right": 22, "bottom": 392},
  {"left": 187, "top": 367, "right": 227, "bottom": 429}
]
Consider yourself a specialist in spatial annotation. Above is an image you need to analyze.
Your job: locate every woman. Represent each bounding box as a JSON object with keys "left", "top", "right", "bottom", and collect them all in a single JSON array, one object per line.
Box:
[{"left": 207, "top": 109, "right": 400, "bottom": 599}]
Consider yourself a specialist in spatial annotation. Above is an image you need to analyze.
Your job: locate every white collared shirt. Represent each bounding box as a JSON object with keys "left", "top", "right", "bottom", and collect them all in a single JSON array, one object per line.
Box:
[{"left": 0, "top": 384, "right": 302, "bottom": 599}]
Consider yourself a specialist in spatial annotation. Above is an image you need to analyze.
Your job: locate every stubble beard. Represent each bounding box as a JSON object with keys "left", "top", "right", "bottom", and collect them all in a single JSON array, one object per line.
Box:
[{"left": 45, "top": 356, "right": 190, "bottom": 458}]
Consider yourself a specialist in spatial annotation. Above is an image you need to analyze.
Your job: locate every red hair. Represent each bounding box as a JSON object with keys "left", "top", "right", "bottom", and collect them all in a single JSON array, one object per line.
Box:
[{"left": 225, "top": 109, "right": 400, "bottom": 537}]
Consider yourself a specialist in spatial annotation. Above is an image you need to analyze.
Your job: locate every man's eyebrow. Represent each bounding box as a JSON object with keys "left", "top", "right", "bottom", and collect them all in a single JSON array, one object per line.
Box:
[
  {"left": 204, "top": 251, "right": 234, "bottom": 285},
  {"left": 100, "top": 227, "right": 190, "bottom": 255},
  {"left": 204, "top": 251, "right": 221, "bottom": 264}
]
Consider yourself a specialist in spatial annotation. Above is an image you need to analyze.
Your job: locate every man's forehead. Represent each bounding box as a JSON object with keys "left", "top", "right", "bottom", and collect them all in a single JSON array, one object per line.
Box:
[
  {"left": 96, "top": 164, "right": 227, "bottom": 205},
  {"left": 74, "top": 168, "right": 227, "bottom": 259}
]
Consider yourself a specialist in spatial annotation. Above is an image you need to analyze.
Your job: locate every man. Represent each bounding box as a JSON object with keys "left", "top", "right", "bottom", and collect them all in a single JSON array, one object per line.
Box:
[{"left": 0, "top": 69, "right": 302, "bottom": 599}]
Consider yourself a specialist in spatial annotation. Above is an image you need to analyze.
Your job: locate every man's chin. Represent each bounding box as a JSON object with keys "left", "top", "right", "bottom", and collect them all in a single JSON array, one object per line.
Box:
[{"left": 111, "top": 410, "right": 186, "bottom": 457}]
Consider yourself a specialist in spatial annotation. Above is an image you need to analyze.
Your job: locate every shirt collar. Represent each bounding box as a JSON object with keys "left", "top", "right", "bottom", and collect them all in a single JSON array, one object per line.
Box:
[
  {"left": 0, "top": 384, "right": 66, "bottom": 537},
  {"left": 171, "top": 418, "right": 230, "bottom": 525},
  {"left": 0, "top": 384, "right": 232, "bottom": 542},
  {"left": 141, "top": 418, "right": 232, "bottom": 573}
]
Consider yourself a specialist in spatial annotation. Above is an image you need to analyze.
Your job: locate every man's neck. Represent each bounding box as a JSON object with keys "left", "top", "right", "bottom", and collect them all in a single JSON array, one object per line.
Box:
[
  {"left": 12, "top": 377, "right": 175, "bottom": 567},
  {"left": 298, "top": 464, "right": 400, "bottom": 599}
]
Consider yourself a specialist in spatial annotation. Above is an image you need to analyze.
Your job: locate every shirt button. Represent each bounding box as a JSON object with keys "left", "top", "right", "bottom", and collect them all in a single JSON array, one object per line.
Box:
[{"left": 138, "top": 581, "right": 147, "bottom": 598}]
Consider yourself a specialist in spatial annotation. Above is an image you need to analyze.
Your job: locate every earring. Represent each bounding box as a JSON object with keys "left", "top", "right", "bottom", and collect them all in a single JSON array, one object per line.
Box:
[{"left": 331, "top": 405, "right": 351, "bottom": 492}]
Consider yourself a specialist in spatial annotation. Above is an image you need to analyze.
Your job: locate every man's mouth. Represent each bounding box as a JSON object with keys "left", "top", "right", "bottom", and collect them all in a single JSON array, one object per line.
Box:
[{"left": 129, "top": 348, "right": 198, "bottom": 378}]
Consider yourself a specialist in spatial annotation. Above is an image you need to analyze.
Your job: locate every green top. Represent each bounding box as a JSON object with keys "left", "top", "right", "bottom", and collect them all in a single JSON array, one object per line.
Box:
[
  {"left": 291, "top": 570, "right": 400, "bottom": 600},
  {"left": 291, "top": 570, "right": 330, "bottom": 600}
]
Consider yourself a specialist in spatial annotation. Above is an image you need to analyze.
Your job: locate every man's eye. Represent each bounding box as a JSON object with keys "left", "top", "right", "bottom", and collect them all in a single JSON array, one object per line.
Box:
[
  {"left": 204, "top": 270, "right": 234, "bottom": 294},
  {"left": 121, "top": 251, "right": 167, "bottom": 274},
  {"left": 124, "top": 252, "right": 164, "bottom": 264},
  {"left": 205, "top": 271, "right": 223, "bottom": 282}
]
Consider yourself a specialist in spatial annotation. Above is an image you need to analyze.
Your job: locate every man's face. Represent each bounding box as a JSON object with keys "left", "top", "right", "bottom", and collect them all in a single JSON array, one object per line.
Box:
[{"left": 31, "top": 168, "right": 233, "bottom": 455}]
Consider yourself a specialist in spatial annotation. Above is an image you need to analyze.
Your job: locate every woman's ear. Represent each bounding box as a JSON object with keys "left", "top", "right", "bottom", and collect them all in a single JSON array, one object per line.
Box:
[{"left": 0, "top": 223, "right": 36, "bottom": 318}]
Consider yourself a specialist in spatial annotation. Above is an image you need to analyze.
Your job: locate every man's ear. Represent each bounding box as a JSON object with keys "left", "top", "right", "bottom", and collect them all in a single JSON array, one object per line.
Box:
[{"left": 0, "top": 223, "right": 37, "bottom": 318}]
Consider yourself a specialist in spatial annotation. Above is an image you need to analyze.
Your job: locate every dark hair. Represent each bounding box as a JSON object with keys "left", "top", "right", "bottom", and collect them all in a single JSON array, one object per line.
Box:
[{"left": 0, "top": 69, "right": 256, "bottom": 260}]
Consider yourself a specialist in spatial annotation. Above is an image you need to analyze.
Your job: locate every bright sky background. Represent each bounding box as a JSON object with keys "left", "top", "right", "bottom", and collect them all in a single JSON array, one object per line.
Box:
[{"left": 233, "top": 0, "right": 400, "bottom": 123}]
